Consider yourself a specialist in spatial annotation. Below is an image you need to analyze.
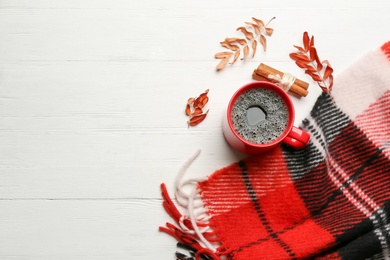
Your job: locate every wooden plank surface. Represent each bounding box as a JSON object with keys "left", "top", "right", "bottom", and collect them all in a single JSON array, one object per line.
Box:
[{"left": 0, "top": 0, "right": 389, "bottom": 259}]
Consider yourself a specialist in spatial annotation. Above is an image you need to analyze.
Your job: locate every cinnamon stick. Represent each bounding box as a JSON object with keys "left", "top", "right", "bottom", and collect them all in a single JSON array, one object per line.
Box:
[
  {"left": 252, "top": 72, "right": 308, "bottom": 97},
  {"left": 253, "top": 63, "right": 309, "bottom": 97}
]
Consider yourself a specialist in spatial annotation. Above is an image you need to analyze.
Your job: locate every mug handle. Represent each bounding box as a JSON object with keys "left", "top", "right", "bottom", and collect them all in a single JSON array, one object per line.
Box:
[{"left": 282, "top": 126, "right": 310, "bottom": 149}]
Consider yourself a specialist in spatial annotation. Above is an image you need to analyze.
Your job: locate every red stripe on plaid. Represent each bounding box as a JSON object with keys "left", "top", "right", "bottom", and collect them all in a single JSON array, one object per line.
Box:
[
  {"left": 355, "top": 90, "right": 390, "bottom": 159},
  {"left": 199, "top": 146, "right": 335, "bottom": 259}
]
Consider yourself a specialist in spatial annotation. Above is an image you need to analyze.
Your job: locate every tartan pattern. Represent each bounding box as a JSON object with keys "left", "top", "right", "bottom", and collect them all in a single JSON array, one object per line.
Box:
[{"left": 160, "top": 42, "right": 390, "bottom": 259}]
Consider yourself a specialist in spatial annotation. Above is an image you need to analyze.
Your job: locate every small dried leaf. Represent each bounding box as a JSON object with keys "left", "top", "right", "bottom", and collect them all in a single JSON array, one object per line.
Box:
[
  {"left": 187, "top": 110, "right": 209, "bottom": 127},
  {"left": 310, "top": 36, "right": 315, "bottom": 47},
  {"left": 293, "top": 45, "right": 306, "bottom": 52},
  {"left": 307, "top": 72, "right": 322, "bottom": 82},
  {"left": 265, "top": 27, "right": 274, "bottom": 36},
  {"left": 245, "top": 22, "right": 261, "bottom": 34},
  {"left": 242, "top": 45, "right": 249, "bottom": 60},
  {"left": 295, "top": 61, "right": 309, "bottom": 69},
  {"left": 303, "top": 32, "right": 310, "bottom": 52},
  {"left": 220, "top": 41, "right": 240, "bottom": 51},
  {"left": 235, "top": 38, "right": 247, "bottom": 45},
  {"left": 215, "top": 52, "right": 232, "bottom": 71},
  {"left": 322, "top": 63, "right": 334, "bottom": 83},
  {"left": 185, "top": 104, "right": 191, "bottom": 116},
  {"left": 289, "top": 53, "right": 310, "bottom": 62},
  {"left": 236, "top": 27, "right": 254, "bottom": 40},
  {"left": 259, "top": 34, "right": 267, "bottom": 51},
  {"left": 216, "top": 57, "right": 230, "bottom": 71},
  {"left": 252, "top": 17, "right": 264, "bottom": 27},
  {"left": 225, "top": 37, "right": 240, "bottom": 43},
  {"left": 215, "top": 51, "right": 232, "bottom": 59},
  {"left": 187, "top": 98, "right": 195, "bottom": 105},
  {"left": 252, "top": 41, "right": 257, "bottom": 58},
  {"left": 192, "top": 107, "right": 203, "bottom": 116},
  {"left": 305, "top": 64, "right": 317, "bottom": 73},
  {"left": 196, "top": 94, "right": 209, "bottom": 109},
  {"left": 309, "top": 46, "right": 323, "bottom": 70},
  {"left": 232, "top": 49, "right": 240, "bottom": 63}
]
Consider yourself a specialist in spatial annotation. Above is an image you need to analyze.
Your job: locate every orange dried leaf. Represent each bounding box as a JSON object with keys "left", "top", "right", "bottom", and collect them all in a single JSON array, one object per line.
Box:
[
  {"left": 265, "top": 27, "right": 274, "bottom": 36},
  {"left": 322, "top": 61, "right": 333, "bottom": 79},
  {"left": 188, "top": 110, "right": 209, "bottom": 127},
  {"left": 252, "top": 17, "right": 264, "bottom": 27},
  {"left": 187, "top": 97, "right": 195, "bottom": 105},
  {"left": 225, "top": 37, "right": 240, "bottom": 43},
  {"left": 259, "top": 34, "right": 267, "bottom": 51},
  {"left": 295, "top": 60, "right": 309, "bottom": 69},
  {"left": 252, "top": 40, "right": 257, "bottom": 58},
  {"left": 310, "top": 35, "right": 315, "bottom": 47},
  {"left": 215, "top": 51, "right": 232, "bottom": 59},
  {"left": 220, "top": 41, "right": 240, "bottom": 51},
  {"left": 293, "top": 45, "right": 306, "bottom": 52},
  {"left": 236, "top": 38, "right": 247, "bottom": 45},
  {"left": 192, "top": 107, "right": 203, "bottom": 116},
  {"left": 215, "top": 52, "right": 232, "bottom": 71},
  {"left": 233, "top": 49, "right": 240, "bottom": 63},
  {"left": 245, "top": 22, "right": 261, "bottom": 34},
  {"left": 185, "top": 104, "right": 192, "bottom": 116},
  {"left": 242, "top": 45, "right": 249, "bottom": 60},
  {"left": 307, "top": 72, "right": 322, "bottom": 82},
  {"left": 289, "top": 53, "right": 310, "bottom": 62},
  {"left": 303, "top": 31, "right": 310, "bottom": 52},
  {"left": 236, "top": 27, "right": 254, "bottom": 40}
]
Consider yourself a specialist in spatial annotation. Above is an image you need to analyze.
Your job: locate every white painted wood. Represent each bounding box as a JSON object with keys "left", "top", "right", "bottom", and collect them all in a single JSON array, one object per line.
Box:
[{"left": 0, "top": 0, "right": 389, "bottom": 259}]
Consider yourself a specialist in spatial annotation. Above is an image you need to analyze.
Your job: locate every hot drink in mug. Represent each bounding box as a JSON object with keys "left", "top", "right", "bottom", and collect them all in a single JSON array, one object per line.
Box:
[{"left": 223, "top": 81, "right": 310, "bottom": 154}]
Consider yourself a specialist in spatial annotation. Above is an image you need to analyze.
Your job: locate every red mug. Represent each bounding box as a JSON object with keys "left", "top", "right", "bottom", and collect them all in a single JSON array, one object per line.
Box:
[{"left": 222, "top": 81, "right": 310, "bottom": 154}]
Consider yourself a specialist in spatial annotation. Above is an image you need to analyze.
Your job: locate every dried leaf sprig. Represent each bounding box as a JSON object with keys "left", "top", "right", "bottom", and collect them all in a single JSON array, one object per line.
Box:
[
  {"left": 185, "top": 89, "right": 209, "bottom": 127},
  {"left": 290, "top": 32, "right": 334, "bottom": 94},
  {"left": 215, "top": 17, "right": 275, "bottom": 71}
]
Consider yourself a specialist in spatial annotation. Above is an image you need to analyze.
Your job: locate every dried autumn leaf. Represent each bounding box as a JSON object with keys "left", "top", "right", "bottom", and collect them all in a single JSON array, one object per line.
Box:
[
  {"left": 235, "top": 38, "right": 247, "bottom": 45},
  {"left": 225, "top": 37, "right": 239, "bottom": 43},
  {"left": 242, "top": 45, "right": 249, "bottom": 60},
  {"left": 233, "top": 49, "right": 240, "bottom": 63},
  {"left": 187, "top": 97, "right": 195, "bottom": 105},
  {"left": 187, "top": 110, "right": 209, "bottom": 127},
  {"left": 252, "top": 41, "right": 257, "bottom": 58},
  {"left": 322, "top": 61, "right": 333, "bottom": 79},
  {"left": 303, "top": 31, "right": 310, "bottom": 52},
  {"left": 289, "top": 53, "right": 310, "bottom": 62},
  {"left": 192, "top": 107, "right": 203, "bottom": 116},
  {"left": 259, "top": 34, "right": 267, "bottom": 51},
  {"left": 220, "top": 41, "right": 240, "bottom": 51},
  {"left": 293, "top": 45, "right": 306, "bottom": 52},
  {"left": 215, "top": 52, "right": 233, "bottom": 71},
  {"left": 252, "top": 17, "right": 264, "bottom": 27},
  {"left": 265, "top": 27, "right": 273, "bottom": 36},
  {"left": 309, "top": 46, "right": 323, "bottom": 70},
  {"left": 245, "top": 22, "right": 261, "bottom": 34},
  {"left": 306, "top": 72, "right": 322, "bottom": 82},
  {"left": 236, "top": 27, "right": 254, "bottom": 40},
  {"left": 185, "top": 104, "right": 191, "bottom": 116},
  {"left": 215, "top": 51, "right": 232, "bottom": 59}
]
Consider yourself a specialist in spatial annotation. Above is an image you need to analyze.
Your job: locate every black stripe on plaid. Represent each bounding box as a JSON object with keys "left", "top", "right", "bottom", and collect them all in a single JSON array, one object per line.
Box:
[
  {"left": 238, "top": 161, "right": 297, "bottom": 260},
  {"left": 284, "top": 93, "right": 351, "bottom": 181}
]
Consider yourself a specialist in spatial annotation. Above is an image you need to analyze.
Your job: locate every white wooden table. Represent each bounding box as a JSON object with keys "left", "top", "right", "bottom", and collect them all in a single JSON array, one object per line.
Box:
[{"left": 1, "top": 1, "right": 389, "bottom": 259}]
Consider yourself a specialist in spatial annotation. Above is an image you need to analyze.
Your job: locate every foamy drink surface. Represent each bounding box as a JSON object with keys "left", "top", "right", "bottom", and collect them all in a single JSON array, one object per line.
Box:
[{"left": 231, "top": 88, "right": 289, "bottom": 144}]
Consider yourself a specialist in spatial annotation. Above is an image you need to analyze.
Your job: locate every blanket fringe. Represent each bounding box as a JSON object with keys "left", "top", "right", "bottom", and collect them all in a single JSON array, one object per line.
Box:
[{"left": 159, "top": 150, "right": 226, "bottom": 260}]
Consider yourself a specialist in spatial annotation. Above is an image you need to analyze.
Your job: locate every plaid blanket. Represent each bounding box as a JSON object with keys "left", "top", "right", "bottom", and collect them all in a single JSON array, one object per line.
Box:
[{"left": 160, "top": 41, "right": 390, "bottom": 260}]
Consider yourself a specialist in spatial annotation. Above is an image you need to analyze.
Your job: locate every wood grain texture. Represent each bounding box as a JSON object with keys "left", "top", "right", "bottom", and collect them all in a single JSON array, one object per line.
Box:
[{"left": 1, "top": 0, "right": 389, "bottom": 259}]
